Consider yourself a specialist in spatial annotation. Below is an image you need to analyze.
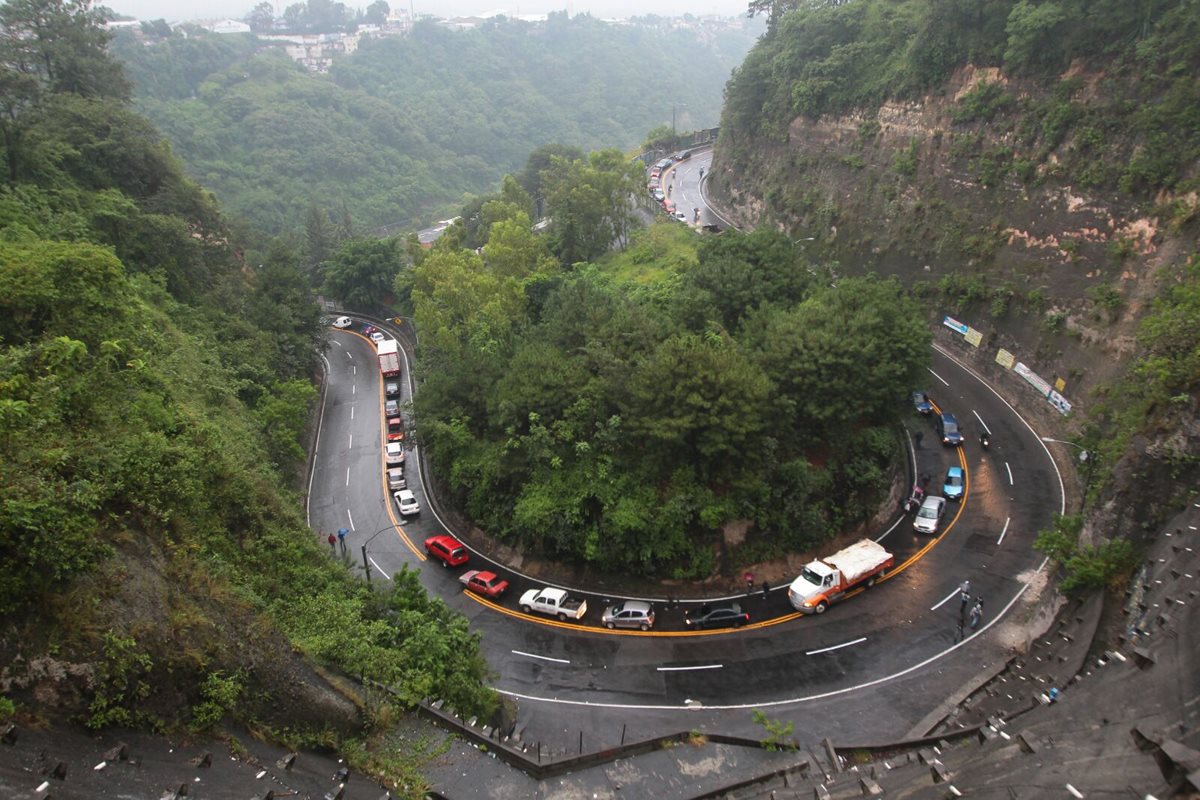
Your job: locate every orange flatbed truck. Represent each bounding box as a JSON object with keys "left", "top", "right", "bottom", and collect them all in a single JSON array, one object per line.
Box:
[{"left": 787, "top": 539, "right": 894, "bottom": 615}]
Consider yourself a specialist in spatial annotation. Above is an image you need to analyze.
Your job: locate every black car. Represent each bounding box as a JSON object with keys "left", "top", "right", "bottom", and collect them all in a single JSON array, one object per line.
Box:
[
  {"left": 685, "top": 603, "right": 750, "bottom": 630},
  {"left": 385, "top": 381, "right": 400, "bottom": 398}
]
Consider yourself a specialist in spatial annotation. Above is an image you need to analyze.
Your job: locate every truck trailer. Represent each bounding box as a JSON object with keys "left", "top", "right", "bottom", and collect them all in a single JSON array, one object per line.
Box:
[
  {"left": 377, "top": 338, "right": 401, "bottom": 378},
  {"left": 787, "top": 539, "right": 894, "bottom": 614}
]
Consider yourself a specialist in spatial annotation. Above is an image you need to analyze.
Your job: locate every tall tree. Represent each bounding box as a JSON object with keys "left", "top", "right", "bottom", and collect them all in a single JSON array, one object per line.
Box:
[
  {"left": 246, "top": 1, "right": 274, "bottom": 33},
  {"left": 0, "top": 0, "right": 129, "bottom": 99},
  {"left": 320, "top": 236, "right": 403, "bottom": 308},
  {"left": 303, "top": 203, "right": 334, "bottom": 279},
  {"left": 0, "top": 0, "right": 129, "bottom": 182},
  {"left": 363, "top": 0, "right": 388, "bottom": 25}
]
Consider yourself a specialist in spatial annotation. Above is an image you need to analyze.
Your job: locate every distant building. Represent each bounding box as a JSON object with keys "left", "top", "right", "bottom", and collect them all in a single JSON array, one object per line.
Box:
[{"left": 206, "top": 19, "right": 252, "bottom": 34}]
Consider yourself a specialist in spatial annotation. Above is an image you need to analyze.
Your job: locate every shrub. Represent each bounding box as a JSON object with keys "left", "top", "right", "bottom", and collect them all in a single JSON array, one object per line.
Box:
[
  {"left": 953, "top": 82, "right": 1015, "bottom": 123},
  {"left": 892, "top": 138, "right": 919, "bottom": 178},
  {"left": 1086, "top": 283, "right": 1122, "bottom": 316}
]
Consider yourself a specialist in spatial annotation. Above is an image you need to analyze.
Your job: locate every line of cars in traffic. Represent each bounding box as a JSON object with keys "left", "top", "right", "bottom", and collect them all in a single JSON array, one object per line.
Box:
[
  {"left": 909, "top": 390, "right": 969, "bottom": 535},
  {"left": 419, "top": 530, "right": 755, "bottom": 631},
  {"left": 646, "top": 152, "right": 693, "bottom": 224},
  {"left": 330, "top": 315, "right": 421, "bottom": 518},
  {"left": 333, "top": 314, "right": 755, "bottom": 632}
]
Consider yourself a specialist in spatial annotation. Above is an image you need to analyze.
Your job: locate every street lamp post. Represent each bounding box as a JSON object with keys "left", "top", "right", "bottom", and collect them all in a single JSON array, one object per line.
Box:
[
  {"left": 1041, "top": 437, "right": 1095, "bottom": 511},
  {"left": 361, "top": 525, "right": 400, "bottom": 585}
]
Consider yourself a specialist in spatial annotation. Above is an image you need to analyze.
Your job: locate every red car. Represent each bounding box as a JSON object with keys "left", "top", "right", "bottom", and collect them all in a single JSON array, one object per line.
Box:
[
  {"left": 386, "top": 416, "right": 405, "bottom": 442},
  {"left": 459, "top": 569, "right": 509, "bottom": 599},
  {"left": 424, "top": 535, "right": 468, "bottom": 568}
]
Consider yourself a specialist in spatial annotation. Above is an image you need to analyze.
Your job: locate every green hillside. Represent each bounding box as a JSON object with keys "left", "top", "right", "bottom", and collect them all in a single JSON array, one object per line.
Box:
[
  {"left": 0, "top": 0, "right": 493, "bottom": 764},
  {"left": 111, "top": 14, "right": 762, "bottom": 236}
]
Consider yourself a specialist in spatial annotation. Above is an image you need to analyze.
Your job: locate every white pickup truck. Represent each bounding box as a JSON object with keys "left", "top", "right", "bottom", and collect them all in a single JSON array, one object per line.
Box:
[{"left": 519, "top": 587, "right": 588, "bottom": 621}]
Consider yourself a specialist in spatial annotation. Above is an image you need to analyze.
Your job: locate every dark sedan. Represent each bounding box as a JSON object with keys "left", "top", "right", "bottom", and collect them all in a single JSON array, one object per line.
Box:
[{"left": 684, "top": 603, "right": 750, "bottom": 630}]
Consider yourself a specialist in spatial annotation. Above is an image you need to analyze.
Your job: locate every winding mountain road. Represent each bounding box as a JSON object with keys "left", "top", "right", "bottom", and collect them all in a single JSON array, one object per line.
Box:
[{"left": 308, "top": 322, "right": 1064, "bottom": 747}]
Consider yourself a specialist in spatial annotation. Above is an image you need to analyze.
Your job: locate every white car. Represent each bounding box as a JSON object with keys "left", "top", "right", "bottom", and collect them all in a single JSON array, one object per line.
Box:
[
  {"left": 673, "top": 212, "right": 689, "bottom": 223},
  {"left": 393, "top": 489, "right": 420, "bottom": 517},
  {"left": 385, "top": 442, "right": 405, "bottom": 466},
  {"left": 370, "top": 331, "right": 387, "bottom": 345},
  {"left": 332, "top": 316, "right": 352, "bottom": 328},
  {"left": 913, "top": 495, "right": 947, "bottom": 534}
]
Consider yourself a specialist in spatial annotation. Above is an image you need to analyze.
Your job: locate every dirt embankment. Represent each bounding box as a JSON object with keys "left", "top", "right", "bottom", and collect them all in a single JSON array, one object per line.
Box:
[
  {"left": 0, "top": 533, "right": 359, "bottom": 735},
  {"left": 710, "top": 63, "right": 1193, "bottom": 412}
]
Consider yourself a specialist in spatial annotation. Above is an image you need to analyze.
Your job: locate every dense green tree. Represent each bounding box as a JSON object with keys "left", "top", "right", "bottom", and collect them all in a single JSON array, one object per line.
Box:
[
  {"left": 543, "top": 150, "right": 640, "bottom": 264},
  {"left": 246, "top": 1, "right": 274, "bottom": 33},
  {"left": 747, "top": 277, "right": 930, "bottom": 442},
  {"left": 363, "top": 0, "right": 388, "bottom": 25},
  {"left": 675, "top": 227, "right": 812, "bottom": 333},
  {"left": 0, "top": 0, "right": 129, "bottom": 100},
  {"left": 320, "top": 236, "right": 404, "bottom": 308},
  {"left": 624, "top": 332, "right": 773, "bottom": 480},
  {"left": 0, "top": 0, "right": 130, "bottom": 183}
]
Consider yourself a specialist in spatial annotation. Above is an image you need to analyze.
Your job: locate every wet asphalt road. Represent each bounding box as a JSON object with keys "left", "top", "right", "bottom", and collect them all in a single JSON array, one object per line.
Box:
[{"left": 309, "top": 326, "right": 1064, "bottom": 746}]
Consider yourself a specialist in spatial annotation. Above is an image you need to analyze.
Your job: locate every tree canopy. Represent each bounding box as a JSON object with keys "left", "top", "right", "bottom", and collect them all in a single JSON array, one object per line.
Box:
[{"left": 410, "top": 153, "right": 931, "bottom": 576}]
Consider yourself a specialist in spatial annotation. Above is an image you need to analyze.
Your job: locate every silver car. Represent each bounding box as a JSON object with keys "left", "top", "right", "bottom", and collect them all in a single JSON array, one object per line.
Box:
[
  {"left": 601, "top": 601, "right": 655, "bottom": 631},
  {"left": 913, "top": 495, "right": 947, "bottom": 534}
]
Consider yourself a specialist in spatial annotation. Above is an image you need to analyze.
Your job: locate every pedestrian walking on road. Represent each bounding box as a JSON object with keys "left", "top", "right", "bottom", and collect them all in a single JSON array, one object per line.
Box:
[
  {"left": 761, "top": 580, "right": 770, "bottom": 602},
  {"left": 326, "top": 532, "right": 336, "bottom": 552},
  {"left": 959, "top": 580, "right": 971, "bottom": 612},
  {"left": 920, "top": 472, "right": 931, "bottom": 491},
  {"left": 955, "top": 619, "right": 964, "bottom": 642},
  {"left": 744, "top": 572, "right": 754, "bottom": 595},
  {"left": 969, "top": 598, "right": 984, "bottom": 629},
  {"left": 337, "top": 527, "right": 348, "bottom": 554}
]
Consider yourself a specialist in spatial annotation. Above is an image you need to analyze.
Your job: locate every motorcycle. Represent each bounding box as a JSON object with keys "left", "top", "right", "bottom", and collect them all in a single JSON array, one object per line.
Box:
[
  {"left": 980, "top": 431, "right": 991, "bottom": 450},
  {"left": 903, "top": 484, "right": 925, "bottom": 514}
]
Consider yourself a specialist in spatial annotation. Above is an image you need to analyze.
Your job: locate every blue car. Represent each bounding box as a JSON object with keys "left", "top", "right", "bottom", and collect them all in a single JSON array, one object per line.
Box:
[
  {"left": 943, "top": 466, "right": 964, "bottom": 500},
  {"left": 911, "top": 390, "right": 933, "bottom": 415}
]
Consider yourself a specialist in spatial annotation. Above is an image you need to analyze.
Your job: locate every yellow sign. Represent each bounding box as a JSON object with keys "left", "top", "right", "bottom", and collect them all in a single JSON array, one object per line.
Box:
[
  {"left": 996, "top": 349, "right": 1015, "bottom": 369},
  {"left": 1055, "top": 376, "right": 1066, "bottom": 392},
  {"left": 964, "top": 327, "right": 983, "bottom": 347},
  {"left": 392, "top": 317, "right": 405, "bottom": 326}
]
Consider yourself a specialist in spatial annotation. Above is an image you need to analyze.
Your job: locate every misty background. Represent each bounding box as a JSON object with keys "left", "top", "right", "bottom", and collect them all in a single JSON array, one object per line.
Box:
[{"left": 110, "top": 0, "right": 752, "bottom": 23}]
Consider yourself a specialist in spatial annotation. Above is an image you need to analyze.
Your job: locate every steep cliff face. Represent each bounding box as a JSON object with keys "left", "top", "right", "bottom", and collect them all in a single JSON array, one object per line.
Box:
[{"left": 711, "top": 61, "right": 1196, "bottom": 411}]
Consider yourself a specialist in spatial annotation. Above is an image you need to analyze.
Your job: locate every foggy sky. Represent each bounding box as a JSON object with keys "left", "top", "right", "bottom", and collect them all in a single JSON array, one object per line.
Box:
[{"left": 108, "top": 0, "right": 752, "bottom": 24}]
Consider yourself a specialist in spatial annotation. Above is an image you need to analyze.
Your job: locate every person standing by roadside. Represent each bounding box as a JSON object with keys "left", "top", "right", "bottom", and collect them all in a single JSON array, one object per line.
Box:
[
  {"left": 326, "top": 532, "right": 336, "bottom": 552},
  {"left": 337, "top": 527, "right": 347, "bottom": 554}
]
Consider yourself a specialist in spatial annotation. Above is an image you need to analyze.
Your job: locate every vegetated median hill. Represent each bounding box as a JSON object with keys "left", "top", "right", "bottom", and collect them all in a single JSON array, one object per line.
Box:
[
  {"left": 712, "top": 0, "right": 1200, "bottom": 531},
  {"left": 407, "top": 148, "right": 931, "bottom": 581},
  {"left": 0, "top": 0, "right": 494, "bottom": 776},
  {"left": 110, "top": 13, "right": 763, "bottom": 238}
]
